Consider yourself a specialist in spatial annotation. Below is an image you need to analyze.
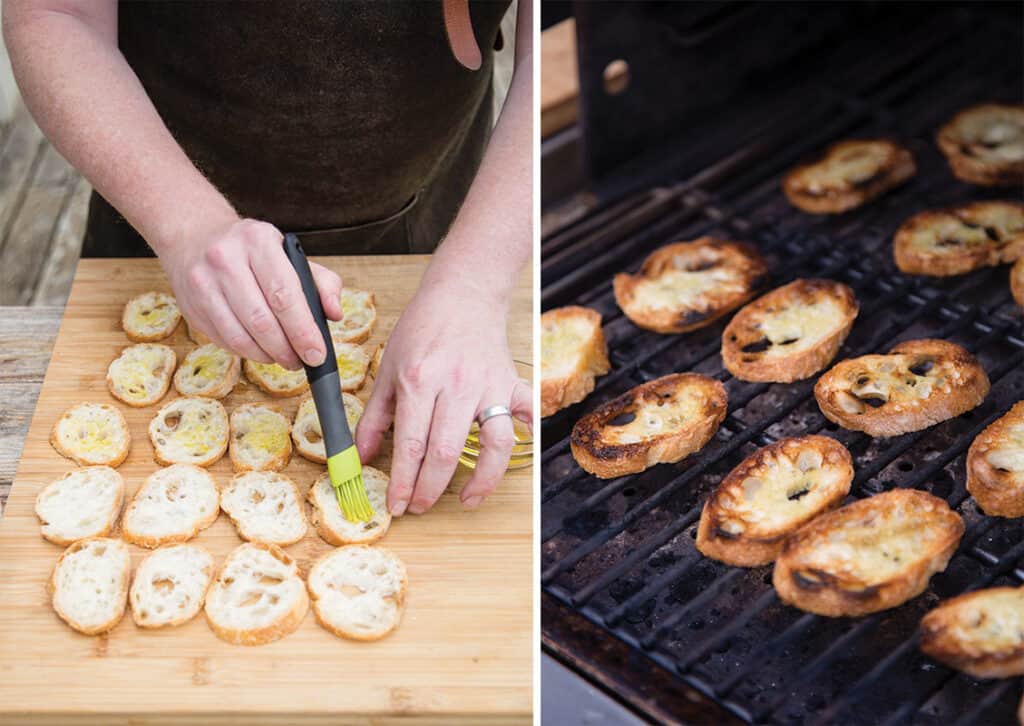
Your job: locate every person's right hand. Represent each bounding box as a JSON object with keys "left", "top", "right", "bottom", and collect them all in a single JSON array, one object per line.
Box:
[{"left": 160, "top": 217, "right": 343, "bottom": 370}]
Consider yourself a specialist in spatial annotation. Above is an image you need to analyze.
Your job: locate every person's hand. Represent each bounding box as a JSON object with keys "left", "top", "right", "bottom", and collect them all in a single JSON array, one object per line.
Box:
[
  {"left": 159, "top": 217, "right": 343, "bottom": 369},
  {"left": 356, "top": 282, "right": 532, "bottom": 515}
]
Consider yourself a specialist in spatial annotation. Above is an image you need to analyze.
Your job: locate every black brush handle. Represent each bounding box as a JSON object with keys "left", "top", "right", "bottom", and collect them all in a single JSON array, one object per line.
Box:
[{"left": 281, "top": 233, "right": 353, "bottom": 454}]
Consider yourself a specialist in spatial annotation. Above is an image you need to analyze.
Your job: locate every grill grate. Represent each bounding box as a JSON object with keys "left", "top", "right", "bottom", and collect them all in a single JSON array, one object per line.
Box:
[{"left": 541, "top": 5, "right": 1024, "bottom": 724}]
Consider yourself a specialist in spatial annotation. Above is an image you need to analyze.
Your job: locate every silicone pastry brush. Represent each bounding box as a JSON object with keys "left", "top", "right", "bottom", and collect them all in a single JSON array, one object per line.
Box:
[{"left": 282, "top": 233, "right": 374, "bottom": 522}]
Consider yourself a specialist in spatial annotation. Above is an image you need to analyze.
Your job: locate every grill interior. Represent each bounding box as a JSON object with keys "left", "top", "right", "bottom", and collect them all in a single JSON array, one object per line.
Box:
[{"left": 541, "top": 5, "right": 1024, "bottom": 725}]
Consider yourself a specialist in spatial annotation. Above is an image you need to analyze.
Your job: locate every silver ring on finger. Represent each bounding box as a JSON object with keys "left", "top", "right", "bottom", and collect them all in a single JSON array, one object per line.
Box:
[{"left": 477, "top": 405, "right": 513, "bottom": 427}]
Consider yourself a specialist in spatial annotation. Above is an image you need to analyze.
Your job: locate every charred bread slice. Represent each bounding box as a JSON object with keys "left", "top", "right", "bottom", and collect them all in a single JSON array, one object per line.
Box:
[
  {"left": 783, "top": 139, "right": 916, "bottom": 214},
  {"left": 613, "top": 238, "right": 768, "bottom": 334},
  {"left": 894, "top": 201, "right": 1024, "bottom": 276},
  {"left": 920, "top": 586, "right": 1024, "bottom": 678},
  {"left": 571, "top": 373, "right": 727, "bottom": 479},
  {"left": 541, "top": 306, "right": 610, "bottom": 417},
  {"left": 773, "top": 489, "right": 964, "bottom": 617},
  {"left": 814, "top": 339, "right": 989, "bottom": 437},
  {"left": 937, "top": 104, "right": 1024, "bottom": 186},
  {"left": 966, "top": 400, "right": 1024, "bottom": 518},
  {"left": 696, "top": 435, "right": 853, "bottom": 567},
  {"left": 1013, "top": 258, "right": 1024, "bottom": 308},
  {"left": 722, "top": 279, "right": 859, "bottom": 382}
]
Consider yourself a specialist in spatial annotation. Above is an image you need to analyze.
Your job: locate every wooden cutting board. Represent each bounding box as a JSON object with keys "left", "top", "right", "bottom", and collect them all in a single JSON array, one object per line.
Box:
[{"left": 0, "top": 257, "right": 532, "bottom": 725}]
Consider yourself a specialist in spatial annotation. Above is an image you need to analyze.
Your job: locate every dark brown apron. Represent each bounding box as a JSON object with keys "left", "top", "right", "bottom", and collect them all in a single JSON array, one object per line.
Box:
[{"left": 83, "top": 0, "right": 510, "bottom": 257}]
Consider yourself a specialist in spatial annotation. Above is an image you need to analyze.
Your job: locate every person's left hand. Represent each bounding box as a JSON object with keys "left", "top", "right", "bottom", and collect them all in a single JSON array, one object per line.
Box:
[{"left": 355, "top": 280, "right": 531, "bottom": 515}]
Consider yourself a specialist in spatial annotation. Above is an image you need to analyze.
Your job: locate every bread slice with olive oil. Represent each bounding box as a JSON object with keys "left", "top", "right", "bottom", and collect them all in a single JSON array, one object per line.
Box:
[
  {"left": 50, "top": 402, "right": 131, "bottom": 468},
  {"left": 308, "top": 466, "right": 391, "bottom": 545},
  {"left": 173, "top": 344, "right": 241, "bottom": 399},
  {"left": 541, "top": 306, "right": 610, "bottom": 417},
  {"left": 814, "top": 339, "right": 989, "bottom": 437},
  {"left": 722, "top": 279, "right": 859, "bottom": 383},
  {"left": 613, "top": 238, "right": 768, "bottom": 334},
  {"left": 937, "top": 103, "right": 1024, "bottom": 187},
  {"left": 292, "top": 393, "right": 364, "bottom": 464},
  {"left": 243, "top": 360, "right": 310, "bottom": 398},
  {"left": 571, "top": 373, "right": 727, "bottom": 479},
  {"left": 783, "top": 139, "right": 916, "bottom": 214},
  {"left": 773, "top": 489, "right": 964, "bottom": 617},
  {"left": 696, "top": 435, "right": 853, "bottom": 567},
  {"left": 966, "top": 400, "right": 1024, "bottom": 518},
  {"left": 228, "top": 403, "right": 292, "bottom": 473},
  {"left": 106, "top": 343, "right": 176, "bottom": 407},
  {"left": 148, "top": 396, "right": 229, "bottom": 467},
  {"left": 122, "top": 291, "right": 181, "bottom": 342},
  {"left": 894, "top": 201, "right": 1024, "bottom": 276},
  {"left": 920, "top": 586, "right": 1024, "bottom": 678}
]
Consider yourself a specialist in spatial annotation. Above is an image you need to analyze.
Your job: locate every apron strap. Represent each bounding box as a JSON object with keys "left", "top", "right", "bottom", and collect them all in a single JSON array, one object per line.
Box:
[{"left": 443, "top": 0, "right": 482, "bottom": 70}]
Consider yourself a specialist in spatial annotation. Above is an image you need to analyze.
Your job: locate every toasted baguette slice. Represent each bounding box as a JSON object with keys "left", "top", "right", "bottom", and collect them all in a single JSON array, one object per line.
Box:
[
  {"left": 106, "top": 343, "right": 176, "bottom": 407},
  {"left": 783, "top": 139, "right": 916, "bottom": 213},
  {"left": 370, "top": 341, "right": 385, "bottom": 379},
  {"left": 122, "top": 291, "right": 180, "bottom": 342},
  {"left": 541, "top": 306, "right": 610, "bottom": 417},
  {"left": 50, "top": 537, "right": 131, "bottom": 635},
  {"left": 571, "top": 373, "right": 727, "bottom": 479},
  {"left": 335, "top": 342, "right": 371, "bottom": 392},
  {"left": 130, "top": 544, "right": 215, "bottom": 628},
  {"left": 307, "top": 545, "right": 407, "bottom": 641},
  {"left": 148, "top": 396, "right": 229, "bottom": 467},
  {"left": 173, "top": 344, "right": 241, "bottom": 399},
  {"left": 920, "top": 586, "right": 1024, "bottom": 678},
  {"left": 292, "top": 394, "right": 363, "bottom": 463},
  {"left": 220, "top": 471, "right": 307, "bottom": 546},
  {"left": 35, "top": 466, "right": 125, "bottom": 546},
  {"left": 773, "top": 489, "right": 963, "bottom": 617},
  {"left": 1013, "top": 258, "right": 1024, "bottom": 308},
  {"left": 967, "top": 400, "right": 1024, "bottom": 517},
  {"left": 204, "top": 542, "right": 308, "bottom": 645},
  {"left": 614, "top": 238, "right": 768, "bottom": 334},
  {"left": 121, "top": 464, "right": 220, "bottom": 548},
  {"left": 814, "top": 339, "right": 989, "bottom": 437},
  {"left": 328, "top": 288, "right": 376, "bottom": 344},
  {"left": 185, "top": 318, "right": 213, "bottom": 345},
  {"left": 229, "top": 403, "right": 292, "bottom": 473},
  {"left": 50, "top": 402, "right": 131, "bottom": 467},
  {"left": 243, "top": 360, "right": 309, "bottom": 398},
  {"left": 937, "top": 104, "right": 1024, "bottom": 186},
  {"left": 722, "top": 279, "right": 859, "bottom": 383},
  {"left": 894, "top": 201, "right": 1024, "bottom": 276},
  {"left": 308, "top": 466, "right": 391, "bottom": 545},
  {"left": 696, "top": 436, "right": 853, "bottom": 567}
]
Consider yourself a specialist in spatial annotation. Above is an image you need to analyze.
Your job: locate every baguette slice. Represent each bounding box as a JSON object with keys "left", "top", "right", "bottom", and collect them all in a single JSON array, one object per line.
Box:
[
  {"left": 370, "top": 341, "right": 385, "bottom": 379},
  {"left": 773, "top": 489, "right": 963, "bottom": 617},
  {"left": 307, "top": 545, "right": 407, "bottom": 641},
  {"left": 541, "top": 306, "right": 610, "bottom": 417},
  {"left": 966, "top": 400, "right": 1024, "bottom": 517},
  {"left": 204, "top": 542, "right": 308, "bottom": 646},
  {"left": 783, "top": 139, "right": 916, "bottom": 214},
  {"left": 229, "top": 403, "right": 292, "bottom": 473},
  {"left": 149, "top": 396, "right": 229, "bottom": 467},
  {"left": 50, "top": 537, "right": 131, "bottom": 635},
  {"left": 185, "top": 318, "right": 213, "bottom": 345},
  {"left": 122, "top": 291, "right": 180, "bottom": 342},
  {"left": 722, "top": 279, "right": 859, "bottom": 383},
  {"left": 50, "top": 402, "right": 131, "bottom": 467},
  {"left": 173, "top": 344, "right": 241, "bottom": 399},
  {"left": 696, "top": 436, "right": 853, "bottom": 567},
  {"left": 613, "top": 238, "right": 768, "bottom": 334},
  {"left": 814, "top": 339, "right": 990, "bottom": 437},
  {"left": 1013, "top": 258, "right": 1024, "bottom": 308},
  {"left": 106, "top": 343, "right": 176, "bottom": 407},
  {"left": 243, "top": 360, "right": 309, "bottom": 398},
  {"left": 937, "top": 104, "right": 1024, "bottom": 186},
  {"left": 35, "top": 466, "right": 125, "bottom": 546},
  {"left": 894, "top": 201, "right": 1024, "bottom": 276},
  {"left": 571, "top": 373, "right": 727, "bottom": 479},
  {"left": 308, "top": 466, "right": 391, "bottom": 545},
  {"left": 328, "top": 288, "right": 376, "bottom": 344},
  {"left": 292, "top": 394, "right": 363, "bottom": 464},
  {"left": 220, "top": 471, "right": 307, "bottom": 546},
  {"left": 920, "top": 586, "right": 1024, "bottom": 678},
  {"left": 121, "top": 464, "right": 220, "bottom": 548},
  {"left": 129, "top": 544, "right": 215, "bottom": 628},
  {"left": 335, "top": 342, "right": 371, "bottom": 392}
]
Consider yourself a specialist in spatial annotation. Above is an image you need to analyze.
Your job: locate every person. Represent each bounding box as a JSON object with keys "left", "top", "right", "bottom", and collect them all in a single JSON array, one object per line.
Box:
[{"left": 3, "top": 0, "right": 533, "bottom": 516}]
